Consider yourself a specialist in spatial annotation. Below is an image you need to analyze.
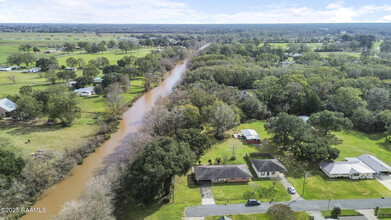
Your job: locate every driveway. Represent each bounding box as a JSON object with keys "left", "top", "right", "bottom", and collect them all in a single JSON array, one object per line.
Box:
[
  {"left": 277, "top": 173, "right": 303, "bottom": 201},
  {"left": 199, "top": 181, "right": 215, "bottom": 205},
  {"left": 356, "top": 209, "right": 378, "bottom": 220},
  {"left": 376, "top": 175, "right": 391, "bottom": 192},
  {"left": 185, "top": 198, "right": 391, "bottom": 217}
]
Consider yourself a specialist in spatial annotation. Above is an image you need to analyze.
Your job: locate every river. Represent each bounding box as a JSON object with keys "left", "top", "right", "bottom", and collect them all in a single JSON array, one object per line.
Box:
[{"left": 20, "top": 48, "right": 200, "bottom": 219}]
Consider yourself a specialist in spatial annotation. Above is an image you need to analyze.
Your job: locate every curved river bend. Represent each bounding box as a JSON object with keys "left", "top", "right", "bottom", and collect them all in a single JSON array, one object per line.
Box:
[{"left": 22, "top": 55, "right": 193, "bottom": 219}]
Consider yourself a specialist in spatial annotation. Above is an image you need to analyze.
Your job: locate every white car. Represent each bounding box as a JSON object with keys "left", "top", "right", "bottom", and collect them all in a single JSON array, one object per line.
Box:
[{"left": 287, "top": 186, "right": 296, "bottom": 194}]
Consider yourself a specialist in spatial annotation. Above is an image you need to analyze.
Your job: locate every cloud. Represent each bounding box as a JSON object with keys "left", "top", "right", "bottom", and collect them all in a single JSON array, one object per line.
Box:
[{"left": 0, "top": 0, "right": 391, "bottom": 23}]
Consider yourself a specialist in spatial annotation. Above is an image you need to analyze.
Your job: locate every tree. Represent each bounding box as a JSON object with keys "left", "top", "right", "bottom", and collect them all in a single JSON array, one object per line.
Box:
[
  {"left": 366, "top": 88, "right": 390, "bottom": 111},
  {"left": 105, "top": 83, "right": 123, "bottom": 119},
  {"left": 126, "top": 137, "right": 194, "bottom": 204},
  {"left": 63, "top": 42, "right": 75, "bottom": 53},
  {"left": 45, "top": 69, "right": 58, "bottom": 84},
  {"left": 21, "top": 53, "right": 36, "bottom": 67},
  {"left": 265, "top": 113, "right": 310, "bottom": 150},
  {"left": 8, "top": 75, "right": 16, "bottom": 84},
  {"left": 267, "top": 204, "right": 294, "bottom": 220},
  {"left": 309, "top": 110, "right": 353, "bottom": 135},
  {"left": 351, "top": 108, "right": 377, "bottom": 133},
  {"left": 24, "top": 44, "right": 32, "bottom": 53},
  {"left": 209, "top": 103, "right": 239, "bottom": 139},
  {"left": 47, "top": 85, "right": 81, "bottom": 126},
  {"left": 0, "top": 138, "right": 25, "bottom": 179},
  {"left": 239, "top": 96, "right": 268, "bottom": 120},
  {"left": 57, "top": 70, "right": 77, "bottom": 83},
  {"left": 33, "top": 47, "right": 40, "bottom": 53},
  {"left": 66, "top": 57, "right": 77, "bottom": 67},
  {"left": 75, "top": 76, "right": 93, "bottom": 89},
  {"left": 77, "top": 58, "right": 86, "bottom": 69},
  {"left": 107, "top": 39, "right": 116, "bottom": 49},
  {"left": 19, "top": 85, "right": 33, "bottom": 96},
  {"left": 83, "top": 64, "right": 99, "bottom": 79},
  {"left": 7, "top": 53, "right": 23, "bottom": 66},
  {"left": 327, "top": 87, "right": 367, "bottom": 117},
  {"left": 14, "top": 96, "right": 42, "bottom": 120},
  {"left": 36, "top": 57, "right": 58, "bottom": 72},
  {"left": 175, "top": 128, "right": 211, "bottom": 157}
]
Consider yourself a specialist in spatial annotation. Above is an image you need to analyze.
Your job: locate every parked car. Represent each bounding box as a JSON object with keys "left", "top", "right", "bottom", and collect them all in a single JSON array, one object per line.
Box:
[
  {"left": 246, "top": 199, "right": 261, "bottom": 206},
  {"left": 287, "top": 186, "right": 296, "bottom": 194}
]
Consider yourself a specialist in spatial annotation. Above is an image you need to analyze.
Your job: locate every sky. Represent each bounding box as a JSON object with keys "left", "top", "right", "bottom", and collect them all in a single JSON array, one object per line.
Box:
[{"left": 1, "top": 0, "right": 391, "bottom": 24}]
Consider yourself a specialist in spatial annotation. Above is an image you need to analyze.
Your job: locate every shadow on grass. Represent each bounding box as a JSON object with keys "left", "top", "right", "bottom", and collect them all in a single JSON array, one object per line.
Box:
[
  {"left": 115, "top": 198, "right": 164, "bottom": 220},
  {"left": 341, "top": 129, "right": 384, "bottom": 141},
  {"left": 377, "top": 141, "right": 391, "bottom": 152},
  {"left": 186, "top": 173, "right": 199, "bottom": 189},
  {"left": 1, "top": 120, "right": 67, "bottom": 135}
]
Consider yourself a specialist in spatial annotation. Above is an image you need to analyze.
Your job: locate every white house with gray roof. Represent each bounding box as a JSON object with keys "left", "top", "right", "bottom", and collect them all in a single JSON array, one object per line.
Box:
[
  {"left": 251, "top": 159, "right": 288, "bottom": 178},
  {"left": 320, "top": 154, "right": 391, "bottom": 179}
]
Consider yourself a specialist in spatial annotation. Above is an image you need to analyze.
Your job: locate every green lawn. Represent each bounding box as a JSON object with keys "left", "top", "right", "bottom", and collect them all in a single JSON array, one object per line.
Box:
[
  {"left": 205, "top": 212, "right": 309, "bottom": 220},
  {"left": 212, "top": 180, "right": 290, "bottom": 204},
  {"left": 317, "top": 51, "right": 361, "bottom": 57},
  {"left": 321, "top": 209, "right": 362, "bottom": 217},
  {"left": 116, "top": 174, "right": 201, "bottom": 220}
]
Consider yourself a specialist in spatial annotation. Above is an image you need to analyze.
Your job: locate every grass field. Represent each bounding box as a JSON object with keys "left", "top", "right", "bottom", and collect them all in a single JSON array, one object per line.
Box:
[
  {"left": 116, "top": 174, "right": 201, "bottom": 220},
  {"left": 205, "top": 212, "right": 309, "bottom": 220}
]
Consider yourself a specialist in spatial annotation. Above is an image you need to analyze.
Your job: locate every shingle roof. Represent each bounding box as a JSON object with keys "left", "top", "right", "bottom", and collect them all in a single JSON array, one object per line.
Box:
[
  {"left": 251, "top": 159, "right": 288, "bottom": 172},
  {"left": 0, "top": 98, "right": 17, "bottom": 112},
  {"left": 358, "top": 154, "right": 391, "bottom": 173},
  {"left": 320, "top": 161, "right": 375, "bottom": 175},
  {"left": 194, "top": 165, "right": 253, "bottom": 181},
  {"left": 241, "top": 129, "right": 260, "bottom": 140}
]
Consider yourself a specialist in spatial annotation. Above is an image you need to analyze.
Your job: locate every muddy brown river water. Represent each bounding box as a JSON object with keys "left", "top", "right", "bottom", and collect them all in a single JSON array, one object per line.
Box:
[{"left": 20, "top": 49, "right": 199, "bottom": 219}]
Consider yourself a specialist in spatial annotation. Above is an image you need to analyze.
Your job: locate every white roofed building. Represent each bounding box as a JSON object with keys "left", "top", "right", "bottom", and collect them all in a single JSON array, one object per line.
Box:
[
  {"left": 240, "top": 129, "right": 261, "bottom": 144},
  {"left": 0, "top": 98, "right": 17, "bottom": 117}
]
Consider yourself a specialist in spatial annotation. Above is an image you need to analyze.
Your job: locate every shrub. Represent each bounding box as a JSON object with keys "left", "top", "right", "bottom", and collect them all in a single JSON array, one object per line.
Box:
[
  {"left": 331, "top": 207, "right": 341, "bottom": 218},
  {"left": 230, "top": 156, "right": 236, "bottom": 161}
]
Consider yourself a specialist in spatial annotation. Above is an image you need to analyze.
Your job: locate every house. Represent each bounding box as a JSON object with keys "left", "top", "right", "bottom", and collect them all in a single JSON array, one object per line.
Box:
[
  {"left": 320, "top": 159, "right": 376, "bottom": 179},
  {"left": 74, "top": 87, "right": 94, "bottom": 97},
  {"left": 28, "top": 67, "right": 40, "bottom": 73},
  {"left": 298, "top": 115, "right": 309, "bottom": 123},
  {"left": 93, "top": 77, "right": 103, "bottom": 85},
  {"left": 67, "top": 81, "right": 77, "bottom": 88},
  {"left": 0, "top": 67, "right": 12, "bottom": 71},
  {"left": 320, "top": 154, "right": 391, "bottom": 179},
  {"left": 241, "top": 129, "right": 261, "bottom": 144},
  {"left": 357, "top": 154, "right": 391, "bottom": 175},
  {"left": 194, "top": 165, "right": 253, "bottom": 183},
  {"left": 0, "top": 98, "right": 17, "bottom": 117},
  {"left": 66, "top": 67, "right": 77, "bottom": 71},
  {"left": 251, "top": 159, "right": 288, "bottom": 178}
]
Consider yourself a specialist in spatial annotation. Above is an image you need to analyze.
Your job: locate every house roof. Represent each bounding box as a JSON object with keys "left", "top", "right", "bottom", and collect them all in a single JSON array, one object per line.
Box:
[
  {"left": 74, "top": 87, "right": 94, "bottom": 94},
  {"left": 298, "top": 115, "right": 309, "bottom": 123},
  {"left": 194, "top": 165, "right": 253, "bottom": 181},
  {"left": 0, "top": 98, "right": 17, "bottom": 112},
  {"left": 251, "top": 159, "right": 288, "bottom": 173},
  {"left": 241, "top": 129, "right": 260, "bottom": 140},
  {"left": 320, "top": 161, "right": 375, "bottom": 175},
  {"left": 357, "top": 154, "right": 391, "bottom": 173},
  {"left": 93, "top": 77, "right": 103, "bottom": 83}
]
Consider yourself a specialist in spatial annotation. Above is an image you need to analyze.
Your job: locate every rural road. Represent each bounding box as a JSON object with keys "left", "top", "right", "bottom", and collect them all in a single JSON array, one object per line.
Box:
[{"left": 185, "top": 198, "right": 391, "bottom": 217}]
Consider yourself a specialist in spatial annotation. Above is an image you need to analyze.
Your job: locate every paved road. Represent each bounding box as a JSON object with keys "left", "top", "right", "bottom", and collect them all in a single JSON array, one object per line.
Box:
[{"left": 185, "top": 198, "right": 391, "bottom": 217}]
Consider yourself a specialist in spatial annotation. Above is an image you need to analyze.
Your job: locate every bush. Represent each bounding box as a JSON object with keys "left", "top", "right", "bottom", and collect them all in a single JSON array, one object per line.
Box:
[
  {"left": 331, "top": 207, "right": 341, "bottom": 218},
  {"left": 230, "top": 156, "right": 236, "bottom": 161}
]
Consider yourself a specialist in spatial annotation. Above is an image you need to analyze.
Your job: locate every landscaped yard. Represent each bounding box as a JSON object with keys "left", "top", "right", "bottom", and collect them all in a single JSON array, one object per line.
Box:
[
  {"left": 116, "top": 174, "right": 201, "bottom": 220},
  {"left": 205, "top": 212, "right": 309, "bottom": 220}
]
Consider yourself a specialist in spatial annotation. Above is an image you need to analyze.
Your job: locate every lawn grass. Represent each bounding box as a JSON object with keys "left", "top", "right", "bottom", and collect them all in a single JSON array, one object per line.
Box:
[
  {"left": 378, "top": 208, "right": 391, "bottom": 219},
  {"left": 317, "top": 51, "right": 361, "bottom": 57},
  {"left": 320, "top": 209, "right": 362, "bottom": 217},
  {"left": 212, "top": 179, "right": 290, "bottom": 204},
  {"left": 205, "top": 212, "right": 309, "bottom": 220},
  {"left": 116, "top": 174, "right": 201, "bottom": 220}
]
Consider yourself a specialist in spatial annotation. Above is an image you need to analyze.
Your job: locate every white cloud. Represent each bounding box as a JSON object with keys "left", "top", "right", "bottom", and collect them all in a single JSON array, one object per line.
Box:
[{"left": 0, "top": 0, "right": 391, "bottom": 23}]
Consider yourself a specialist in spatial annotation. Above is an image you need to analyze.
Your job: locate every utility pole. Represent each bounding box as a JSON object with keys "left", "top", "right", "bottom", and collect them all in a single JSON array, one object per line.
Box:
[
  {"left": 302, "top": 171, "right": 307, "bottom": 196},
  {"left": 327, "top": 199, "right": 331, "bottom": 217}
]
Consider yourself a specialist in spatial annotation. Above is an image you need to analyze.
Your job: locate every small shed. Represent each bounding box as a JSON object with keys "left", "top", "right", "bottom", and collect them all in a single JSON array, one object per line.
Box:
[
  {"left": 240, "top": 129, "right": 261, "bottom": 144},
  {"left": 0, "top": 98, "right": 17, "bottom": 117}
]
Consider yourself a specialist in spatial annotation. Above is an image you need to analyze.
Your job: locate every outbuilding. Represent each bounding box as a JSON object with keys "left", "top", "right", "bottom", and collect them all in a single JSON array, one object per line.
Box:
[
  {"left": 0, "top": 98, "right": 17, "bottom": 117},
  {"left": 240, "top": 129, "right": 261, "bottom": 144}
]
